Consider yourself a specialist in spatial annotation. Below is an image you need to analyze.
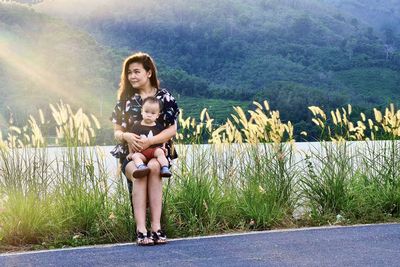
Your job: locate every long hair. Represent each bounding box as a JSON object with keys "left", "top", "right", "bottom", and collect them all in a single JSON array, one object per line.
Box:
[{"left": 117, "top": 52, "right": 159, "bottom": 100}]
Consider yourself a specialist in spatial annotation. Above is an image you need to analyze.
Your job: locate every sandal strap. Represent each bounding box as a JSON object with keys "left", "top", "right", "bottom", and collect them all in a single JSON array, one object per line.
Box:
[
  {"left": 151, "top": 230, "right": 167, "bottom": 243},
  {"left": 136, "top": 231, "right": 154, "bottom": 245}
]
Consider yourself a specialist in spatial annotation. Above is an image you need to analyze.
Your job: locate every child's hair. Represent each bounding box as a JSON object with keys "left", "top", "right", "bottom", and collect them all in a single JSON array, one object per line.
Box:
[{"left": 142, "top": 96, "right": 163, "bottom": 111}]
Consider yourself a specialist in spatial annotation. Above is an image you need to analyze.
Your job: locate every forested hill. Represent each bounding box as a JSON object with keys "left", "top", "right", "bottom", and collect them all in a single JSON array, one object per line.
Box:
[
  {"left": 0, "top": 3, "right": 120, "bottom": 128},
  {"left": 325, "top": 0, "right": 400, "bottom": 34},
  {"left": 33, "top": 0, "right": 400, "bottom": 135},
  {"left": 3, "top": 0, "right": 400, "bottom": 140}
]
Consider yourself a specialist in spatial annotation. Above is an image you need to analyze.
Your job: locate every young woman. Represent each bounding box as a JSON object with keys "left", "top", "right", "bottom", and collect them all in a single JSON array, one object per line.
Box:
[{"left": 111, "top": 52, "right": 179, "bottom": 246}]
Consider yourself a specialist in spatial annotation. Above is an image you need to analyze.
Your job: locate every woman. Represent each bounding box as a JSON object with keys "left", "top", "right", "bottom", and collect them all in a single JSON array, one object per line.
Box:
[{"left": 111, "top": 52, "right": 179, "bottom": 246}]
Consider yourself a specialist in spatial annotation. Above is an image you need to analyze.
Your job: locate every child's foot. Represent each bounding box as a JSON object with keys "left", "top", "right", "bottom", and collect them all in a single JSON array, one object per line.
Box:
[
  {"left": 132, "top": 164, "right": 150, "bottom": 178},
  {"left": 160, "top": 166, "right": 172, "bottom": 177}
]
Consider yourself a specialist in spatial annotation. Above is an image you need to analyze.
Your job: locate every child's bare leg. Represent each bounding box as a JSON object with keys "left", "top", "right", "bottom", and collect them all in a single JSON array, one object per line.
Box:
[
  {"left": 132, "top": 153, "right": 146, "bottom": 167},
  {"left": 132, "top": 153, "right": 150, "bottom": 178},
  {"left": 154, "top": 148, "right": 172, "bottom": 177},
  {"left": 154, "top": 148, "right": 169, "bottom": 167}
]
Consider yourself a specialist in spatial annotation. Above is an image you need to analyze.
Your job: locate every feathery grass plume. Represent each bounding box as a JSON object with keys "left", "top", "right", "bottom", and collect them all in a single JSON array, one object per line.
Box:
[
  {"left": 90, "top": 114, "right": 101, "bottom": 130},
  {"left": 200, "top": 108, "right": 207, "bottom": 122},
  {"left": 210, "top": 126, "right": 225, "bottom": 144},
  {"left": 28, "top": 115, "right": 45, "bottom": 147},
  {"left": 38, "top": 109, "right": 45, "bottom": 125},
  {"left": 210, "top": 102, "right": 293, "bottom": 144},
  {"left": 7, "top": 126, "right": 22, "bottom": 148},
  {"left": 335, "top": 109, "right": 342, "bottom": 124},
  {"left": 368, "top": 118, "right": 374, "bottom": 129},
  {"left": 308, "top": 106, "right": 327, "bottom": 120},
  {"left": 0, "top": 131, "right": 8, "bottom": 150},
  {"left": 370, "top": 104, "right": 400, "bottom": 139},
  {"left": 177, "top": 108, "right": 215, "bottom": 144},
  {"left": 9, "top": 126, "right": 21, "bottom": 135},
  {"left": 234, "top": 106, "right": 249, "bottom": 129},
  {"left": 330, "top": 111, "right": 338, "bottom": 125},
  {"left": 360, "top": 113, "right": 366, "bottom": 122},
  {"left": 253, "top": 101, "right": 264, "bottom": 111},
  {"left": 313, "top": 104, "right": 375, "bottom": 141},
  {"left": 263, "top": 100, "right": 270, "bottom": 111},
  {"left": 50, "top": 100, "right": 98, "bottom": 146},
  {"left": 309, "top": 106, "right": 328, "bottom": 140},
  {"left": 374, "top": 108, "right": 382, "bottom": 123}
]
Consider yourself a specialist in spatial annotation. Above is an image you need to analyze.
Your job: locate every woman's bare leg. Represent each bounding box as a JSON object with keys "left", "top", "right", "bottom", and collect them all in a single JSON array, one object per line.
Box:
[
  {"left": 125, "top": 161, "right": 148, "bottom": 233},
  {"left": 147, "top": 158, "right": 163, "bottom": 232}
]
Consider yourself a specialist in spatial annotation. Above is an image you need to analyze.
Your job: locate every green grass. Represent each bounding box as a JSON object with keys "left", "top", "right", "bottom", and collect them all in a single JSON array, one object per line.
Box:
[
  {"left": 236, "top": 144, "right": 297, "bottom": 229},
  {"left": 2, "top": 102, "right": 400, "bottom": 251},
  {"left": 2, "top": 138, "right": 400, "bottom": 251},
  {"left": 299, "top": 140, "right": 400, "bottom": 225}
]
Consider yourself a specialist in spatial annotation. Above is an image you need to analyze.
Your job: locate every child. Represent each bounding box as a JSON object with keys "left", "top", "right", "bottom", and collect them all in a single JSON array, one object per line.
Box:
[{"left": 127, "top": 96, "right": 172, "bottom": 178}]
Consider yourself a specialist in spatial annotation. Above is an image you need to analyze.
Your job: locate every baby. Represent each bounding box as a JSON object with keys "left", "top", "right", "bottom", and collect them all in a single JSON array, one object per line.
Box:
[{"left": 127, "top": 96, "right": 172, "bottom": 178}]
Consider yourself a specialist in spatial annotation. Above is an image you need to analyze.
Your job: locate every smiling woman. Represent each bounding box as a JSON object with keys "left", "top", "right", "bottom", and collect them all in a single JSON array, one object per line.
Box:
[{"left": 111, "top": 52, "right": 179, "bottom": 246}]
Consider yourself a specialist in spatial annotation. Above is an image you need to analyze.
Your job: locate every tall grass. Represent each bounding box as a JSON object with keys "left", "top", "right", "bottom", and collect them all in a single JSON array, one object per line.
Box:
[
  {"left": 301, "top": 142, "right": 355, "bottom": 224},
  {"left": 0, "top": 101, "right": 133, "bottom": 248},
  {"left": 165, "top": 144, "right": 239, "bottom": 237},
  {"left": 237, "top": 143, "right": 297, "bottom": 229},
  {"left": 300, "top": 104, "right": 400, "bottom": 224},
  {"left": 1, "top": 100, "right": 400, "bottom": 251}
]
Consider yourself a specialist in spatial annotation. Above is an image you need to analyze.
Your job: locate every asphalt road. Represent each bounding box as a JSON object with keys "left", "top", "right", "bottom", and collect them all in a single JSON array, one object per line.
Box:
[{"left": 1, "top": 223, "right": 399, "bottom": 267}]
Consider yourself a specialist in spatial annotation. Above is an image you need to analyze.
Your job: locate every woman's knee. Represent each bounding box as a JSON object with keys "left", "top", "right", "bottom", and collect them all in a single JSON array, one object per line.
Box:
[
  {"left": 147, "top": 159, "right": 161, "bottom": 175},
  {"left": 123, "top": 160, "right": 138, "bottom": 181}
]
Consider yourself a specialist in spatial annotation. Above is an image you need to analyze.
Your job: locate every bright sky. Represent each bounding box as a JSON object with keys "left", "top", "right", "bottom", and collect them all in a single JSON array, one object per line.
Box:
[{"left": 35, "top": 0, "right": 111, "bottom": 16}]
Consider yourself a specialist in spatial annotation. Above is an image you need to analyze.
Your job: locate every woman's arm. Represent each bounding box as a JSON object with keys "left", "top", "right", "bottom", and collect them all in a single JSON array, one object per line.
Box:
[
  {"left": 114, "top": 124, "right": 143, "bottom": 152},
  {"left": 114, "top": 124, "right": 125, "bottom": 142}
]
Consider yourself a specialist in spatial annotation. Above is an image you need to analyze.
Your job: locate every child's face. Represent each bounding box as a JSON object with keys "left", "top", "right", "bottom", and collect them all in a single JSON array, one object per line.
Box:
[{"left": 141, "top": 102, "right": 160, "bottom": 123}]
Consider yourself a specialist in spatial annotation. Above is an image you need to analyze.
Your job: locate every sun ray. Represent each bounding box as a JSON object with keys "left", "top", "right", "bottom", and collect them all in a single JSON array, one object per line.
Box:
[{"left": 0, "top": 40, "right": 88, "bottom": 108}]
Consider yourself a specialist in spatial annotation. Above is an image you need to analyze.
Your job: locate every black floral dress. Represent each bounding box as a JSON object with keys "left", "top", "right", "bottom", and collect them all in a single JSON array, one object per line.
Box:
[{"left": 110, "top": 88, "right": 179, "bottom": 162}]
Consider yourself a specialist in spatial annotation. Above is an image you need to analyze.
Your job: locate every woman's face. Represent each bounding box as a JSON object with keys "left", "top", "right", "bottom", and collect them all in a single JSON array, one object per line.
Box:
[{"left": 127, "top": 62, "right": 152, "bottom": 90}]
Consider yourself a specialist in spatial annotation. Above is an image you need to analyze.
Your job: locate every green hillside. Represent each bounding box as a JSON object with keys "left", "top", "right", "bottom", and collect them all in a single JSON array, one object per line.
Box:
[
  {"left": 3, "top": 1, "right": 400, "bottom": 141},
  {"left": 177, "top": 96, "right": 251, "bottom": 124},
  {"left": 57, "top": 0, "right": 400, "bottom": 137},
  {"left": 0, "top": 3, "right": 119, "bottom": 128},
  {"left": 64, "top": 0, "right": 400, "bottom": 106}
]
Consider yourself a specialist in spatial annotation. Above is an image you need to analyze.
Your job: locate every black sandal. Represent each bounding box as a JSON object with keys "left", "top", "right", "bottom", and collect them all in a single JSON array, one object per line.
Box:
[
  {"left": 151, "top": 230, "right": 168, "bottom": 245},
  {"left": 136, "top": 231, "right": 154, "bottom": 246}
]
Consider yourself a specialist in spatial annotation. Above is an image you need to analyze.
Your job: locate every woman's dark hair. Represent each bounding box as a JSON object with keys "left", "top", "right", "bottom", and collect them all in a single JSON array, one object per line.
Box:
[{"left": 117, "top": 52, "right": 159, "bottom": 100}]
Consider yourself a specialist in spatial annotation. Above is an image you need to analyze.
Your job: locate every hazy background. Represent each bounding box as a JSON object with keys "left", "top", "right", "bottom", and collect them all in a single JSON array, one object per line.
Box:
[{"left": 2, "top": 0, "right": 400, "bottom": 142}]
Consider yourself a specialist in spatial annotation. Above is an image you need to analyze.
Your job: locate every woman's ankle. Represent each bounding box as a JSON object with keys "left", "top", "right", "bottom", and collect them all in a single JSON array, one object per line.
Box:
[
  {"left": 151, "top": 224, "right": 161, "bottom": 232},
  {"left": 136, "top": 227, "right": 147, "bottom": 234}
]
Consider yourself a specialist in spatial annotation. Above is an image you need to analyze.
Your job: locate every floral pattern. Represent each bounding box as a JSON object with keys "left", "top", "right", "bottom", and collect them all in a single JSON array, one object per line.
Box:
[{"left": 110, "top": 88, "right": 179, "bottom": 160}]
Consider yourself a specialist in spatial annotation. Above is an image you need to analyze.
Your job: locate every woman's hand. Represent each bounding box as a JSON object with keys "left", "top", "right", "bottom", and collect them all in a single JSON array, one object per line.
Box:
[
  {"left": 123, "top": 132, "right": 144, "bottom": 152},
  {"left": 140, "top": 136, "right": 152, "bottom": 151}
]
